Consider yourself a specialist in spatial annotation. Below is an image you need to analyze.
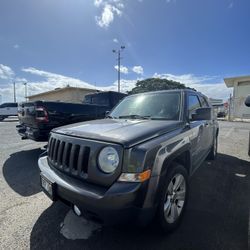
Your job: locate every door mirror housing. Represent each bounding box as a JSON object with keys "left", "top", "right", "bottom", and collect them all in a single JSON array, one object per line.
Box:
[
  {"left": 105, "top": 111, "right": 110, "bottom": 117},
  {"left": 245, "top": 95, "right": 250, "bottom": 107},
  {"left": 191, "top": 107, "right": 212, "bottom": 121}
]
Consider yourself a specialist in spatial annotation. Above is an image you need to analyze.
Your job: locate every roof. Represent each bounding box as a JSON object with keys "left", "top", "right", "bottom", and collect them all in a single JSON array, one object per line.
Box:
[
  {"left": 224, "top": 75, "right": 250, "bottom": 87},
  {"left": 128, "top": 89, "right": 201, "bottom": 97},
  {"left": 27, "top": 86, "right": 98, "bottom": 98}
]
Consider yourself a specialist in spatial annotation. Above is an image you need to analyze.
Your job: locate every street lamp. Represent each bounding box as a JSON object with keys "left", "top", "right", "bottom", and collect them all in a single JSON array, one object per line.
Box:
[
  {"left": 13, "top": 81, "right": 16, "bottom": 103},
  {"left": 23, "top": 82, "right": 28, "bottom": 102},
  {"left": 112, "top": 46, "right": 125, "bottom": 92}
]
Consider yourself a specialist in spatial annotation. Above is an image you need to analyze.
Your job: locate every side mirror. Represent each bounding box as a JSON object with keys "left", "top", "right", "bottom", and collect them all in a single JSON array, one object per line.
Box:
[
  {"left": 245, "top": 95, "right": 250, "bottom": 107},
  {"left": 191, "top": 107, "right": 212, "bottom": 121}
]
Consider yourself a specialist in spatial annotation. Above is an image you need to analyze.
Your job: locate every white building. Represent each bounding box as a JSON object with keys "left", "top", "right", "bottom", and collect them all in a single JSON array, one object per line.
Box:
[{"left": 224, "top": 75, "right": 250, "bottom": 119}]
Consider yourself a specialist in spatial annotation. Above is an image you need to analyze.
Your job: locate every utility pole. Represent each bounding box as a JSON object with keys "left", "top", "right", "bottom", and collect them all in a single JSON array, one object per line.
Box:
[
  {"left": 228, "top": 93, "right": 232, "bottom": 121},
  {"left": 112, "top": 46, "right": 125, "bottom": 92},
  {"left": 13, "top": 81, "right": 16, "bottom": 103},
  {"left": 23, "top": 82, "right": 28, "bottom": 102}
]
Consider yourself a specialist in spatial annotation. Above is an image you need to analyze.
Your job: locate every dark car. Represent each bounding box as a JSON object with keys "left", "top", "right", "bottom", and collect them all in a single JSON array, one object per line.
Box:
[
  {"left": 38, "top": 89, "right": 218, "bottom": 232},
  {"left": 16, "top": 91, "right": 126, "bottom": 141}
]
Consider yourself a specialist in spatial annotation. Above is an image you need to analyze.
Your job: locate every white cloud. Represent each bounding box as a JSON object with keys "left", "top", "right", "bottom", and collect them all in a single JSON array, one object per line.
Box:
[
  {"left": 96, "top": 4, "right": 114, "bottom": 28},
  {"left": 13, "top": 44, "right": 20, "bottom": 49},
  {"left": 94, "top": 0, "right": 103, "bottom": 7},
  {"left": 0, "top": 64, "right": 14, "bottom": 80},
  {"left": 228, "top": 2, "right": 233, "bottom": 8},
  {"left": 166, "top": 0, "right": 177, "bottom": 3},
  {"left": 94, "top": 0, "right": 124, "bottom": 28},
  {"left": 114, "top": 65, "right": 129, "bottom": 74},
  {"left": 132, "top": 66, "right": 144, "bottom": 75},
  {"left": 0, "top": 64, "right": 232, "bottom": 103},
  {"left": 22, "top": 67, "right": 96, "bottom": 89},
  {"left": 153, "top": 73, "right": 232, "bottom": 100},
  {"left": 113, "top": 38, "right": 119, "bottom": 43}
]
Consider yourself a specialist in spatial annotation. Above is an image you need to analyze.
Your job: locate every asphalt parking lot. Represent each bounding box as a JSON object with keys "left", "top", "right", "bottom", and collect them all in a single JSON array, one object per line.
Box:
[{"left": 1, "top": 119, "right": 250, "bottom": 250}]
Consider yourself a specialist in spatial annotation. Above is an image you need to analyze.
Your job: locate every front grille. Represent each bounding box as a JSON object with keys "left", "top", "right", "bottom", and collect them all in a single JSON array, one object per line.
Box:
[{"left": 47, "top": 136, "right": 90, "bottom": 179}]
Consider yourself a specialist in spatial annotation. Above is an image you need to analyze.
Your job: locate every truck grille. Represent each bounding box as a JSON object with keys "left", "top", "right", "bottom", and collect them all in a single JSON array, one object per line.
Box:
[{"left": 47, "top": 136, "right": 90, "bottom": 179}]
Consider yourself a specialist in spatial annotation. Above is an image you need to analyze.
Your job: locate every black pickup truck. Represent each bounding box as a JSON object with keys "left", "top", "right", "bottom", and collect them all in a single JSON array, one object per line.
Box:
[
  {"left": 39, "top": 89, "right": 218, "bottom": 232},
  {"left": 16, "top": 91, "right": 126, "bottom": 141}
]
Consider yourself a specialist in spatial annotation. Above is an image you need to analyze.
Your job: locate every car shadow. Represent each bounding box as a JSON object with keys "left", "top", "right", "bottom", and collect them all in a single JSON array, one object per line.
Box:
[
  {"left": 30, "top": 153, "right": 250, "bottom": 250},
  {"left": 3, "top": 148, "right": 43, "bottom": 196}
]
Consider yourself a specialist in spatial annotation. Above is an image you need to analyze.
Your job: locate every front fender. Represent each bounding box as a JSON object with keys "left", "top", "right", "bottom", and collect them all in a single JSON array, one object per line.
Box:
[{"left": 142, "top": 134, "right": 192, "bottom": 208}]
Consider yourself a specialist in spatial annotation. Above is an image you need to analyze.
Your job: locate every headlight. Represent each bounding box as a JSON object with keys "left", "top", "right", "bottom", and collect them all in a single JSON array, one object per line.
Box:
[{"left": 98, "top": 146, "right": 119, "bottom": 173}]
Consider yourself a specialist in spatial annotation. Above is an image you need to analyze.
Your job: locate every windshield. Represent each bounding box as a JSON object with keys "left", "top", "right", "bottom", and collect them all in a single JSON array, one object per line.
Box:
[{"left": 110, "top": 92, "right": 181, "bottom": 120}]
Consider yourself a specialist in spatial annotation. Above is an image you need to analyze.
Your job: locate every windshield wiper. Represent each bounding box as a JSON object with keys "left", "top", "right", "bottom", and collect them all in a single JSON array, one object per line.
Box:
[
  {"left": 106, "top": 115, "right": 118, "bottom": 119},
  {"left": 118, "top": 114, "right": 151, "bottom": 120}
]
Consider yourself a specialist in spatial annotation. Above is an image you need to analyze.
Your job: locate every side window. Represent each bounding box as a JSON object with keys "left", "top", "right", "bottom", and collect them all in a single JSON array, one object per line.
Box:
[
  {"left": 0, "top": 103, "right": 7, "bottom": 108},
  {"left": 199, "top": 96, "right": 209, "bottom": 108},
  {"left": 9, "top": 103, "right": 17, "bottom": 107},
  {"left": 188, "top": 95, "right": 201, "bottom": 120}
]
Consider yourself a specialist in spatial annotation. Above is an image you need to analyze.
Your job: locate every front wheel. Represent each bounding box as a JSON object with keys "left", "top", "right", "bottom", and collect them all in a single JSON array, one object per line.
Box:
[
  {"left": 0, "top": 116, "right": 4, "bottom": 121},
  {"left": 156, "top": 163, "right": 189, "bottom": 233}
]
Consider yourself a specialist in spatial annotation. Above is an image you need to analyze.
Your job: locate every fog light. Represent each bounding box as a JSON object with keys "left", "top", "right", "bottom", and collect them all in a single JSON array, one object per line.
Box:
[{"left": 73, "top": 205, "right": 81, "bottom": 216}]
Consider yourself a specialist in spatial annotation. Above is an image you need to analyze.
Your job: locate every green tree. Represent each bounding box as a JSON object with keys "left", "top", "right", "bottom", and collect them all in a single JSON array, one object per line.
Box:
[{"left": 128, "top": 78, "right": 195, "bottom": 94}]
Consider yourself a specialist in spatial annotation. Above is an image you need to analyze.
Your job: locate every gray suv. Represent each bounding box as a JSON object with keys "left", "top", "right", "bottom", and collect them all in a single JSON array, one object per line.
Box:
[{"left": 39, "top": 89, "right": 218, "bottom": 232}]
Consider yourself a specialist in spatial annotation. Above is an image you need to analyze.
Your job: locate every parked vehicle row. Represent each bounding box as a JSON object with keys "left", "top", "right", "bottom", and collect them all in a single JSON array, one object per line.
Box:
[
  {"left": 16, "top": 91, "right": 126, "bottom": 141},
  {"left": 38, "top": 89, "right": 218, "bottom": 232}
]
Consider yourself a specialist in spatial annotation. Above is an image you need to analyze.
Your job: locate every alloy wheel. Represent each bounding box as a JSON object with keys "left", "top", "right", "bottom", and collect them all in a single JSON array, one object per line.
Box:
[{"left": 164, "top": 173, "right": 186, "bottom": 224}]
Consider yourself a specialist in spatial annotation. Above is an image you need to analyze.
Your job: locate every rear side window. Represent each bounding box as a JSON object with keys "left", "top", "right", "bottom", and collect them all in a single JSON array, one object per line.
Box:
[{"left": 188, "top": 95, "right": 201, "bottom": 120}]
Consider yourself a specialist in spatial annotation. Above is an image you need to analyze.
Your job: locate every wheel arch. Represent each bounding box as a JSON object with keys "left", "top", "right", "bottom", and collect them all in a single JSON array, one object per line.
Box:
[{"left": 143, "top": 145, "right": 192, "bottom": 208}]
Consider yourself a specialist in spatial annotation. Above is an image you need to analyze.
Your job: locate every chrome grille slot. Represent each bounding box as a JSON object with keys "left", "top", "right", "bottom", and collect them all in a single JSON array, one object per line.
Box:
[
  {"left": 63, "top": 142, "right": 72, "bottom": 171},
  {"left": 77, "top": 146, "right": 90, "bottom": 176},
  {"left": 69, "top": 144, "right": 80, "bottom": 174},
  {"left": 57, "top": 141, "right": 65, "bottom": 168},
  {"left": 47, "top": 136, "right": 91, "bottom": 180}
]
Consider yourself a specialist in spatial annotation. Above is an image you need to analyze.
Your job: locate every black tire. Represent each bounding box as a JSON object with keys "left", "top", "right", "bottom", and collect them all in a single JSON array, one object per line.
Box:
[
  {"left": 0, "top": 116, "right": 4, "bottom": 121},
  {"left": 156, "top": 163, "right": 189, "bottom": 233},
  {"left": 207, "top": 135, "right": 218, "bottom": 160}
]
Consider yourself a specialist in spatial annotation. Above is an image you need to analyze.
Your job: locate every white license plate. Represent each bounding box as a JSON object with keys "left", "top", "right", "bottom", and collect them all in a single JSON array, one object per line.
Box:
[{"left": 41, "top": 175, "right": 55, "bottom": 200}]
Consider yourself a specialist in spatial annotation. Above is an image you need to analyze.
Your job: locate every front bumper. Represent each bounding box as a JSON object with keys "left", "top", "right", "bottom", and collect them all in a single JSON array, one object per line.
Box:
[{"left": 38, "top": 156, "right": 155, "bottom": 225}]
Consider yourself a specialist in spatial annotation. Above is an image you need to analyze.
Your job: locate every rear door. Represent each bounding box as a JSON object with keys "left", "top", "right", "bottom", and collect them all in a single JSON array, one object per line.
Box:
[
  {"left": 8, "top": 103, "right": 18, "bottom": 115},
  {"left": 198, "top": 95, "right": 213, "bottom": 153},
  {"left": 0, "top": 103, "right": 8, "bottom": 115},
  {"left": 188, "top": 94, "right": 206, "bottom": 171}
]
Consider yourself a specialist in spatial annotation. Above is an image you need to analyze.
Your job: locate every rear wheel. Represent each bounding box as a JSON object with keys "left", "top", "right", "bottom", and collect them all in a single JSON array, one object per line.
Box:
[
  {"left": 156, "top": 163, "right": 188, "bottom": 233},
  {"left": 0, "top": 116, "right": 4, "bottom": 121}
]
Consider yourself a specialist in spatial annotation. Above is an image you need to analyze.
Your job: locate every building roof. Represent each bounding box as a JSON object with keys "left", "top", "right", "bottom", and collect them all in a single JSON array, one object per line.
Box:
[
  {"left": 224, "top": 75, "right": 250, "bottom": 87},
  {"left": 27, "top": 86, "right": 98, "bottom": 98}
]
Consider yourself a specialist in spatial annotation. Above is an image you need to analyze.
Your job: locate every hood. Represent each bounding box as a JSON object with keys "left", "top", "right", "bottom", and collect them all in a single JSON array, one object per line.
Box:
[{"left": 53, "top": 118, "right": 183, "bottom": 148}]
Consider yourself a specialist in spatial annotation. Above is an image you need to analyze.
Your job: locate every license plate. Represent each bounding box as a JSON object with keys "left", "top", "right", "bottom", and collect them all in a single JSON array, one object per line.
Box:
[{"left": 40, "top": 174, "right": 56, "bottom": 201}]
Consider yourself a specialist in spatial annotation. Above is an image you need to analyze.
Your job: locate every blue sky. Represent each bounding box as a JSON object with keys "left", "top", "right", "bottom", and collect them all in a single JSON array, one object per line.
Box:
[{"left": 0, "top": 0, "right": 250, "bottom": 102}]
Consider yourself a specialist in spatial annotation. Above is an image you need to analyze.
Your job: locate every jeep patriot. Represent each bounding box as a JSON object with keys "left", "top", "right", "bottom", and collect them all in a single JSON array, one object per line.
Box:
[{"left": 39, "top": 89, "right": 218, "bottom": 232}]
